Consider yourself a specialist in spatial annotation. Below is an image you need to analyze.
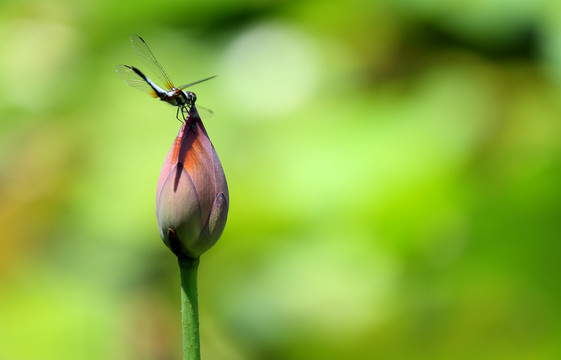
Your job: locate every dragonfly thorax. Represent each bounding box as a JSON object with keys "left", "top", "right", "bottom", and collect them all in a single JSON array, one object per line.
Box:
[
  {"left": 159, "top": 89, "right": 198, "bottom": 122},
  {"left": 163, "top": 90, "right": 196, "bottom": 108}
]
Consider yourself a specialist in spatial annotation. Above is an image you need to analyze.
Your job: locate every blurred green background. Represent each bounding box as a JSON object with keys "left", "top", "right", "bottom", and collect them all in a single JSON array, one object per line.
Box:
[{"left": 1, "top": 0, "right": 561, "bottom": 359}]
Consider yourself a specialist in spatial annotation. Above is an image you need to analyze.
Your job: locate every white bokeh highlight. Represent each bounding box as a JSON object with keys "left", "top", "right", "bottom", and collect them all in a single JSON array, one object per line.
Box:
[{"left": 221, "top": 23, "right": 320, "bottom": 121}]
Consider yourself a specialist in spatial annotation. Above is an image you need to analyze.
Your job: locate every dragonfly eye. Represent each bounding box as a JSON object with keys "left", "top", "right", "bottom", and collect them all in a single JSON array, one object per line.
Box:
[{"left": 190, "top": 92, "right": 197, "bottom": 105}]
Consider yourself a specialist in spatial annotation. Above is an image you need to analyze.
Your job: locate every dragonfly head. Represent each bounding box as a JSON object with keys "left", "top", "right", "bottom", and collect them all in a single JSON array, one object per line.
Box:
[
  {"left": 178, "top": 90, "right": 197, "bottom": 107},
  {"left": 185, "top": 91, "right": 197, "bottom": 107}
]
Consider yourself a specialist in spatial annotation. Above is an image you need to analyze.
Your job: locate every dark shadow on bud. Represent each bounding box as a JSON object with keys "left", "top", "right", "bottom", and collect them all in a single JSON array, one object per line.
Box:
[
  {"left": 174, "top": 162, "right": 184, "bottom": 192},
  {"left": 172, "top": 109, "right": 201, "bottom": 193},
  {"left": 168, "top": 227, "right": 191, "bottom": 258}
]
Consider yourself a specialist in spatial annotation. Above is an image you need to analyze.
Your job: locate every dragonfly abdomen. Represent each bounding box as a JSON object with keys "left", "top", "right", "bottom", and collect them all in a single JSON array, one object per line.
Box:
[{"left": 130, "top": 66, "right": 167, "bottom": 99}]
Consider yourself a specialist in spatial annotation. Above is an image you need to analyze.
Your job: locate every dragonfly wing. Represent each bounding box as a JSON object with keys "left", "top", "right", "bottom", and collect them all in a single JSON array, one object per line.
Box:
[
  {"left": 115, "top": 65, "right": 159, "bottom": 98},
  {"left": 176, "top": 75, "right": 217, "bottom": 90},
  {"left": 130, "top": 34, "right": 175, "bottom": 90},
  {"left": 196, "top": 104, "right": 214, "bottom": 120}
]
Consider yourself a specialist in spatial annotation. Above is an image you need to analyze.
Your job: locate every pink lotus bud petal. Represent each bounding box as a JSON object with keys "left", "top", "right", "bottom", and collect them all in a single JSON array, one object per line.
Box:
[
  {"left": 157, "top": 163, "right": 204, "bottom": 255},
  {"left": 195, "top": 192, "right": 228, "bottom": 253},
  {"left": 156, "top": 106, "right": 229, "bottom": 258}
]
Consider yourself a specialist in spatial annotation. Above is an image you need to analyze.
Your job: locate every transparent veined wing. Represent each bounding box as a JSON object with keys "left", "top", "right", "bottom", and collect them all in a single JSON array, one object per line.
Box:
[
  {"left": 129, "top": 34, "right": 175, "bottom": 90},
  {"left": 196, "top": 104, "right": 214, "bottom": 120},
  {"left": 115, "top": 65, "right": 159, "bottom": 98},
  {"left": 176, "top": 75, "right": 217, "bottom": 91}
]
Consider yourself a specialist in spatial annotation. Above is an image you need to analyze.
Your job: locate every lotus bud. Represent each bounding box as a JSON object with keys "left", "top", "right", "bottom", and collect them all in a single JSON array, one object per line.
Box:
[{"left": 156, "top": 105, "right": 229, "bottom": 258}]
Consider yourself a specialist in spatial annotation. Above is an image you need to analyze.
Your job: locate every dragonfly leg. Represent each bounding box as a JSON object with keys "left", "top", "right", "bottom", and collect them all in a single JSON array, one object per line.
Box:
[
  {"left": 180, "top": 105, "right": 189, "bottom": 122},
  {"left": 175, "top": 107, "right": 184, "bottom": 123}
]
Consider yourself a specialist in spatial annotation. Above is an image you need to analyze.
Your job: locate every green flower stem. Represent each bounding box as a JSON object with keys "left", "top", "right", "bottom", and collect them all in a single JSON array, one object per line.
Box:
[{"left": 178, "top": 256, "right": 201, "bottom": 360}]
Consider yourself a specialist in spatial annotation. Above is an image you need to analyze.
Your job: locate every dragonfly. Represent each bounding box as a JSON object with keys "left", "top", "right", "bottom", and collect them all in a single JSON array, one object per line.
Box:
[{"left": 115, "top": 34, "right": 215, "bottom": 122}]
